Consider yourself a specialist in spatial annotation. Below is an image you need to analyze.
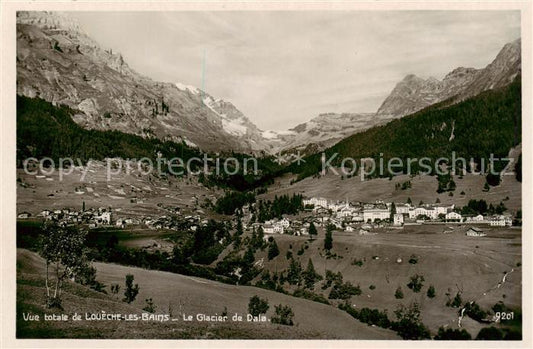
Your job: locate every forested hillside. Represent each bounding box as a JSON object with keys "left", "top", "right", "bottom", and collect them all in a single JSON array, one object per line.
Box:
[
  {"left": 17, "top": 96, "right": 203, "bottom": 165},
  {"left": 16, "top": 96, "right": 284, "bottom": 190}
]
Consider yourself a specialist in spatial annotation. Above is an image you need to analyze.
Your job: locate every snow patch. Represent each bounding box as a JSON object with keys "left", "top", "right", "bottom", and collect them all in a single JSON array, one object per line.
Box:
[
  {"left": 183, "top": 138, "right": 198, "bottom": 148},
  {"left": 175, "top": 82, "right": 200, "bottom": 95},
  {"left": 202, "top": 96, "right": 216, "bottom": 107},
  {"left": 277, "top": 130, "right": 297, "bottom": 136},
  {"left": 222, "top": 119, "right": 248, "bottom": 136},
  {"left": 262, "top": 130, "right": 279, "bottom": 139},
  {"left": 201, "top": 96, "right": 247, "bottom": 136},
  {"left": 449, "top": 120, "right": 455, "bottom": 142},
  {"left": 262, "top": 130, "right": 297, "bottom": 139}
]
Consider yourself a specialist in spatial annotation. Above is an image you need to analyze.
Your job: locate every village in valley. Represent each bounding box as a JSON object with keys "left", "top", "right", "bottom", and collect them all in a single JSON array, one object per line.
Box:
[
  {"left": 245, "top": 196, "right": 513, "bottom": 238},
  {"left": 18, "top": 193, "right": 515, "bottom": 241}
]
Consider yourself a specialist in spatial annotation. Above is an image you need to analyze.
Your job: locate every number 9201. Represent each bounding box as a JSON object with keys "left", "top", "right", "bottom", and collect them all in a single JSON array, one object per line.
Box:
[{"left": 494, "top": 312, "right": 514, "bottom": 322}]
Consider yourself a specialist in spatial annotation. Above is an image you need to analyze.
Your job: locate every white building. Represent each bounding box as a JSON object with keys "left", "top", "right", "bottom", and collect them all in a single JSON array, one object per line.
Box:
[
  {"left": 433, "top": 205, "right": 453, "bottom": 215},
  {"left": 328, "top": 202, "right": 342, "bottom": 211},
  {"left": 395, "top": 204, "right": 411, "bottom": 215},
  {"left": 263, "top": 225, "right": 275, "bottom": 234},
  {"left": 363, "top": 207, "right": 390, "bottom": 222},
  {"left": 337, "top": 206, "right": 355, "bottom": 218},
  {"left": 414, "top": 207, "right": 427, "bottom": 218},
  {"left": 465, "top": 214, "right": 485, "bottom": 223},
  {"left": 489, "top": 215, "right": 512, "bottom": 227},
  {"left": 393, "top": 213, "right": 404, "bottom": 226},
  {"left": 97, "top": 211, "right": 112, "bottom": 225},
  {"left": 39, "top": 210, "right": 51, "bottom": 217},
  {"left": 263, "top": 224, "right": 284, "bottom": 234},
  {"left": 303, "top": 197, "right": 328, "bottom": 209},
  {"left": 352, "top": 214, "right": 364, "bottom": 222},
  {"left": 279, "top": 218, "right": 290, "bottom": 228},
  {"left": 298, "top": 227, "right": 309, "bottom": 236},
  {"left": 445, "top": 211, "right": 462, "bottom": 222},
  {"left": 473, "top": 214, "right": 485, "bottom": 222}
]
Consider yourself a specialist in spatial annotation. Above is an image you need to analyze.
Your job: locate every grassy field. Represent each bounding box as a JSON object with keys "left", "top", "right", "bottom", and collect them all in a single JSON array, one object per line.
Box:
[
  {"left": 16, "top": 164, "right": 221, "bottom": 218},
  {"left": 251, "top": 224, "right": 522, "bottom": 337},
  {"left": 262, "top": 170, "right": 521, "bottom": 213},
  {"left": 16, "top": 249, "right": 399, "bottom": 339},
  {"left": 86, "top": 227, "right": 183, "bottom": 253}
]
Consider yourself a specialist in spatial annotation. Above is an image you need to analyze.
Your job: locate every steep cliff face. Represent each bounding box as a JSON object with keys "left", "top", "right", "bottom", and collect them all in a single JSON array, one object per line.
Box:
[
  {"left": 377, "top": 39, "right": 521, "bottom": 117},
  {"left": 462, "top": 39, "right": 522, "bottom": 98},
  {"left": 16, "top": 11, "right": 269, "bottom": 153}
]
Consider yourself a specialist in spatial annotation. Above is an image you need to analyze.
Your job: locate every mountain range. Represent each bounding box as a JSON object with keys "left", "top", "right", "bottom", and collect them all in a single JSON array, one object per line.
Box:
[
  {"left": 376, "top": 39, "right": 521, "bottom": 117},
  {"left": 16, "top": 11, "right": 269, "bottom": 153},
  {"left": 16, "top": 11, "right": 521, "bottom": 155},
  {"left": 262, "top": 112, "right": 398, "bottom": 155}
]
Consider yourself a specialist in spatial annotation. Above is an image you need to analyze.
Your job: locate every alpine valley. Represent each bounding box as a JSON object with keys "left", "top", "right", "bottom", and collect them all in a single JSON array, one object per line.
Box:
[{"left": 16, "top": 11, "right": 523, "bottom": 341}]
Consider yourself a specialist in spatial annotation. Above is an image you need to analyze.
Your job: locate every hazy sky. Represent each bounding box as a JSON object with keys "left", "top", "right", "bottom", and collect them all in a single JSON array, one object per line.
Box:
[{"left": 69, "top": 11, "right": 520, "bottom": 131}]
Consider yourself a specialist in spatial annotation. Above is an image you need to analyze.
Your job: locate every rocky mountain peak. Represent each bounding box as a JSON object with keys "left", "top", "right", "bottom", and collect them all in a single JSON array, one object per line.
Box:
[
  {"left": 17, "top": 11, "right": 83, "bottom": 33},
  {"left": 377, "top": 38, "right": 521, "bottom": 117},
  {"left": 402, "top": 74, "right": 422, "bottom": 82},
  {"left": 16, "top": 11, "right": 271, "bottom": 153}
]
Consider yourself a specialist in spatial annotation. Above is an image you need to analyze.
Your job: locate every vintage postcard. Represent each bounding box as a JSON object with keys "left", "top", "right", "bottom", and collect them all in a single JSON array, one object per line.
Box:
[{"left": 1, "top": 1, "right": 531, "bottom": 348}]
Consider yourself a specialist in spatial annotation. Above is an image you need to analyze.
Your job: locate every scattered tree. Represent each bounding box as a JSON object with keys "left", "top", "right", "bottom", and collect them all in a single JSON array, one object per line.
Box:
[
  {"left": 123, "top": 274, "right": 140, "bottom": 304},
  {"left": 447, "top": 292, "right": 462, "bottom": 308},
  {"left": 329, "top": 281, "right": 362, "bottom": 299},
  {"left": 434, "top": 327, "right": 472, "bottom": 340},
  {"left": 248, "top": 295, "right": 269, "bottom": 317},
  {"left": 464, "top": 301, "right": 487, "bottom": 322},
  {"left": 324, "top": 229, "right": 333, "bottom": 251},
  {"left": 303, "top": 259, "right": 322, "bottom": 289},
  {"left": 308, "top": 222, "right": 317, "bottom": 239},
  {"left": 268, "top": 240, "right": 280, "bottom": 260},
  {"left": 110, "top": 283, "right": 120, "bottom": 298},
  {"left": 427, "top": 285, "right": 436, "bottom": 298},
  {"left": 271, "top": 304, "right": 294, "bottom": 326},
  {"left": 393, "top": 303, "right": 431, "bottom": 340},
  {"left": 143, "top": 298, "right": 157, "bottom": 313},
  {"left": 476, "top": 327, "right": 503, "bottom": 340},
  {"left": 407, "top": 274, "right": 425, "bottom": 293},
  {"left": 395, "top": 286, "right": 404, "bottom": 299}
]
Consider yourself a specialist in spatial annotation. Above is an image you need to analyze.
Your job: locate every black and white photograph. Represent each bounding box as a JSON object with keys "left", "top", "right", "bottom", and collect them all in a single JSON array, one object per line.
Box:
[{"left": 1, "top": 1, "right": 532, "bottom": 347}]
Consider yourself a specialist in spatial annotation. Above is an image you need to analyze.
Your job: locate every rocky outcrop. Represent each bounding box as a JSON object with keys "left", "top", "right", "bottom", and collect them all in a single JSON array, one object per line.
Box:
[{"left": 377, "top": 39, "right": 521, "bottom": 117}]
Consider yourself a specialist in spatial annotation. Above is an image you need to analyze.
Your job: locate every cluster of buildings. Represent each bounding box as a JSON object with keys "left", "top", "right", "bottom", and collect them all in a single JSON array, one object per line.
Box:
[
  {"left": 144, "top": 214, "right": 208, "bottom": 231},
  {"left": 19, "top": 204, "right": 210, "bottom": 232},
  {"left": 261, "top": 218, "right": 290, "bottom": 234},
  {"left": 17, "top": 207, "right": 113, "bottom": 227},
  {"left": 249, "top": 218, "right": 310, "bottom": 238},
  {"left": 301, "top": 197, "right": 513, "bottom": 228},
  {"left": 303, "top": 197, "right": 459, "bottom": 225},
  {"left": 17, "top": 194, "right": 513, "bottom": 242}
]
